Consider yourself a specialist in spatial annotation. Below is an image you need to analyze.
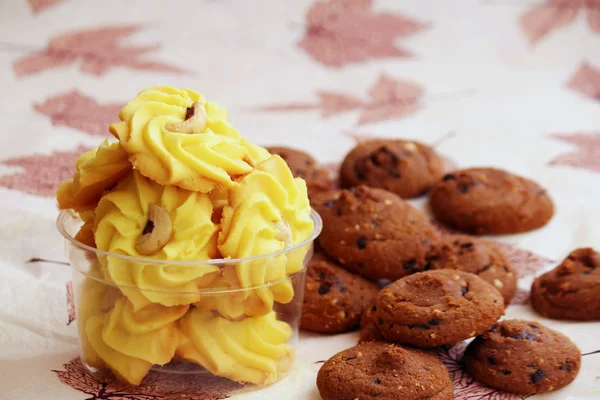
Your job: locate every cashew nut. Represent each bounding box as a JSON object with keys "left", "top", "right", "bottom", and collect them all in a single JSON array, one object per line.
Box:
[
  {"left": 165, "top": 102, "right": 208, "bottom": 134},
  {"left": 135, "top": 204, "right": 173, "bottom": 256},
  {"left": 275, "top": 220, "right": 293, "bottom": 248}
]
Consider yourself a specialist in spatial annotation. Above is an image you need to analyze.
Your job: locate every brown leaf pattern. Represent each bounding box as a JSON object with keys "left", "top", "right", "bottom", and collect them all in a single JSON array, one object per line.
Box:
[
  {"left": 34, "top": 90, "right": 123, "bottom": 136},
  {"left": 298, "top": 0, "right": 427, "bottom": 67},
  {"left": 520, "top": 0, "right": 600, "bottom": 43},
  {"left": 432, "top": 221, "right": 553, "bottom": 278},
  {"left": 53, "top": 357, "right": 241, "bottom": 400},
  {"left": 567, "top": 62, "right": 600, "bottom": 102},
  {"left": 439, "top": 343, "right": 532, "bottom": 400},
  {"left": 13, "top": 25, "right": 186, "bottom": 77},
  {"left": 0, "top": 146, "right": 88, "bottom": 196},
  {"left": 549, "top": 132, "right": 600, "bottom": 173},
  {"left": 66, "top": 281, "right": 75, "bottom": 325},
  {"left": 27, "top": 0, "right": 64, "bottom": 14},
  {"left": 260, "top": 74, "right": 424, "bottom": 125}
]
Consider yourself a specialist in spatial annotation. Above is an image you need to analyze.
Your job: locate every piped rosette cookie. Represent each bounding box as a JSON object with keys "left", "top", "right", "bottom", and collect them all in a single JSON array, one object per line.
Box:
[
  {"left": 94, "top": 171, "right": 220, "bottom": 310},
  {"left": 194, "top": 155, "right": 313, "bottom": 319},
  {"left": 109, "top": 86, "right": 270, "bottom": 192},
  {"left": 176, "top": 308, "right": 293, "bottom": 385}
]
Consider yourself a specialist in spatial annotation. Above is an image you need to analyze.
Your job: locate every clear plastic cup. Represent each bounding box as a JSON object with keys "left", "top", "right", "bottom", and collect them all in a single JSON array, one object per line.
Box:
[{"left": 57, "top": 209, "right": 322, "bottom": 396}]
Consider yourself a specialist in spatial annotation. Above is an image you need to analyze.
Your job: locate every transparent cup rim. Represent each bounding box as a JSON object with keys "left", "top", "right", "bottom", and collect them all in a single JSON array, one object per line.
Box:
[{"left": 56, "top": 208, "right": 323, "bottom": 266}]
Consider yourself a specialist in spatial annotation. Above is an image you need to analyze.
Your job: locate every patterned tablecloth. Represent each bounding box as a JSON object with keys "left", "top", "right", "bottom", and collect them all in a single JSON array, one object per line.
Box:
[{"left": 1, "top": 0, "right": 599, "bottom": 399}]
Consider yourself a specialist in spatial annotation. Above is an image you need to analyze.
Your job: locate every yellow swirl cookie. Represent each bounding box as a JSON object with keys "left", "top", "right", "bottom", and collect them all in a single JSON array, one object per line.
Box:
[
  {"left": 206, "top": 155, "right": 313, "bottom": 318},
  {"left": 85, "top": 296, "right": 187, "bottom": 385},
  {"left": 109, "top": 86, "right": 270, "bottom": 192},
  {"left": 57, "top": 140, "right": 131, "bottom": 212},
  {"left": 77, "top": 267, "right": 123, "bottom": 370},
  {"left": 102, "top": 297, "right": 188, "bottom": 365},
  {"left": 74, "top": 209, "right": 96, "bottom": 248},
  {"left": 94, "top": 171, "right": 220, "bottom": 310},
  {"left": 177, "top": 308, "right": 293, "bottom": 385}
]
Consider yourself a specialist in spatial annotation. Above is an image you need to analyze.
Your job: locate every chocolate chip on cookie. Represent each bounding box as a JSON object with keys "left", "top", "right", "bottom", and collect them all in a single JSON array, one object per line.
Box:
[
  {"left": 312, "top": 186, "right": 446, "bottom": 280},
  {"left": 531, "top": 248, "right": 600, "bottom": 320},
  {"left": 340, "top": 139, "right": 445, "bottom": 199},
  {"left": 429, "top": 235, "right": 517, "bottom": 305},
  {"left": 359, "top": 302, "right": 385, "bottom": 343},
  {"left": 464, "top": 319, "right": 581, "bottom": 394},
  {"left": 317, "top": 342, "right": 453, "bottom": 400},
  {"left": 266, "top": 146, "right": 333, "bottom": 198},
  {"left": 375, "top": 270, "right": 504, "bottom": 347},
  {"left": 429, "top": 168, "right": 554, "bottom": 234},
  {"left": 301, "top": 251, "right": 379, "bottom": 333}
]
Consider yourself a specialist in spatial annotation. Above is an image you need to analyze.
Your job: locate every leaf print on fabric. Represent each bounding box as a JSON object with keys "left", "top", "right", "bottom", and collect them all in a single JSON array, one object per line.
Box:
[
  {"left": 432, "top": 221, "right": 553, "bottom": 278},
  {"left": 298, "top": 0, "right": 428, "bottom": 67},
  {"left": 27, "top": 0, "right": 64, "bottom": 14},
  {"left": 439, "top": 343, "right": 532, "bottom": 399},
  {"left": 567, "top": 62, "right": 600, "bottom": 102},
  {"left": 53, "top": 357, "right": 240, "bottom": 400},
  {"left": 549, "top": 132, "right": 600, "bottom": 173},
  {"left": 13, "top": 25, "right": 186, "bottom": 77},
  {"left": 511, "top": 288, "right": 530, "bottom": 306},
  {"left": 0, "top": 147, "right": 88, "bottom": 196},
  {"left": 260, "top": 74, "right": 424, "bottom": 125},
  {"left": 520, "top": 0, "right": 600, "bottom": 44},
  {"left": 34, "top": 90, "right": 123, "bottom": 136}
]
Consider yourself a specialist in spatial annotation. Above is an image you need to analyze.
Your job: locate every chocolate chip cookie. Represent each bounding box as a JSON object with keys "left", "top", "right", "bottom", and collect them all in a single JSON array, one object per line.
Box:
[
  {"left": 317, "top": 342, "right": 453, "bottom": 400},
  {"left": 312, "top": 186, "right": 446, "bottom": 280},
  {"left": 266, "top": 146, "right": 333, "bottom": 198},
  {"left": 464, "top": 319, "right": 581, "bottom": 395},
  {"left": 531, "top": 248, "right": 600, "bottom": 320},
  {"left": 429, "top": 168, "right": 554, "bottom": 234},
  {"left": 429, "top": 235, "right": 518, "bottom": 305},
  {"left": 340, "top": 139, "right": 445, "bottom": 199},
  {"left": 301, "top": 251, "right": 379, "bottom": 333},
  {"left": 376, "top": 270, "right": 504, "bottom": 347},
  {"left": 359, "top": 302, "right": 385, "bottom": 343}
]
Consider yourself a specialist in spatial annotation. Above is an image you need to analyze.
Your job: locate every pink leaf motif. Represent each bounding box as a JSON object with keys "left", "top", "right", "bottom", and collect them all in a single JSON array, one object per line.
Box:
[
  {"left": 431, "top": 221, "right": 552, "bottom": 277},
  {"left": 27, "top": 0, "right": 64, "bottom": 14},
  {"left": 259, "top": 74, "right": 424, "bottom": 126},
  {"left": 567, "top": 62, "right": 600, "bottom": 102},
  {"left": 298, "top": 0, "right": 428, "bottom": 67},
  {"left": 549, "top": 132, "right": 600, "bottom": 173},
  {"left": 53, "top": 357, "right": 241, "bottom": 399},
  {"left": 317, "top": 92, "right": 364, "bottom": 117},
  {"left": 13, "top": 25, "right": 186, "bottom": 78},
  {"left": 589, "top": 0, "right": 600, "bottom": 32},
  {"left": 511, "top": 288, "right": 531, "bottom": 306},
  {"left": 520, "top": 0, "right": 581, "bottom": 43},
  {"left": 34, "top": 90, "right": 123, "bottom": 136},
  {"left": 66, "top": 281, "right": 75, "bottom": 325},
  {"left": 0, "top": 146, "right": 88, "bottom": 197},
  {"left": 439, "top": 344, "right": 531, "bottom": 400},
  {"left": 520, "top": 0, "right": 600, "bottom": 42}
]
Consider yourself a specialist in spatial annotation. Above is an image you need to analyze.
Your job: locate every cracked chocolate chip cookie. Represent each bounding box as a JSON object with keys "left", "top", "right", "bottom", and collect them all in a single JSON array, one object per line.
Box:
[
  {"left": 429, "top": 168, "right": 554, "bottom": 234},
  {"left": 375, "top": 270, "right": 504, "bottom": 347},
  {"left": 429, "top": 234, "right": 517, "bottom": 305},
  {"left": 317, "top": 342, "right": 453, "bottom": 400},
  {"left": 301, "top": 251, "right": 379, "bottom": 334},
  {"left": 266, "top": 146, "right": 333, "bottom": 198},
  {"left": 312, "top": 186, "right": 447, "bottom": 281},
  {"left": 340, "top": 139, "right": 445, "bottom": 199},
  {"left": 359, "top": 302, "right": 385, "bottom": 343},
  {"left": 531, "top": 248, "right": 600, "bottom": 320},
  {"left": 464, "top": 319, "right": 581, "bottom": 394}
]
